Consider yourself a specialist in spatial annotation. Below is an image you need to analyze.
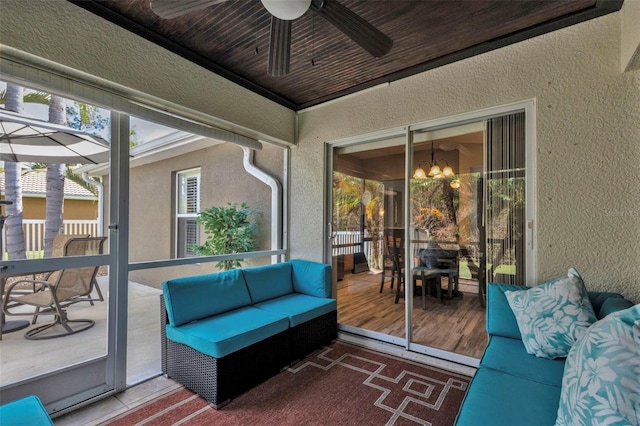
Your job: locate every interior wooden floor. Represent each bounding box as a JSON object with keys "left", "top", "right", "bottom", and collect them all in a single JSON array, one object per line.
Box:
[{"left": 337, "top": 270, "right": 488, "bottom": 359}]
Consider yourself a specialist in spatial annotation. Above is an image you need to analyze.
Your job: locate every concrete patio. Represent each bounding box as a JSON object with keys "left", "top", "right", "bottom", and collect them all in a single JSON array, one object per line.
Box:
[{"left": 0, "top": 277, "right": 162, "bottom": 387}]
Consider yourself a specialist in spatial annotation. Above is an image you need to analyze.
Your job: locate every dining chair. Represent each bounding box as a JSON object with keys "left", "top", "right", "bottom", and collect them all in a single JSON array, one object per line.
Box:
[
  {"left": 379, "top": 235, "right": 398, "bottom": 293},
  {"left": 2, "top": 236, "right": 107, "bottom": 339},
  {"left": 379, "top": 230, "right": 406, "bottom": 304}
]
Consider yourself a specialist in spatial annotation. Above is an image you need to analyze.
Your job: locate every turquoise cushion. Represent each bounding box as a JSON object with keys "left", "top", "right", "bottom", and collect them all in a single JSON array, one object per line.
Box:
[
  {"left": 165, "top": 306, "right": 289, "bottom": 358},
  {"left": 598, "top": 297, "right": 634, "bottom": 319},
  {"left": 481, "top": 335, "right": 566, "bottom": 387},
  {"left": 505, "top": 268, "right": 597, "bottom": 359},
  {"left": 588, "top": 291, "right": 624, "bottom": 318},
  {"left": 255, "top": 293, "right": 337, "bottom": 327},
  {"left": 486, "top": 283, "right": 529, "bottom": 339},
  {"left": 290, "top": 259, "right": 331, "bottom": 298},
  {"left": 0, "top": 395, "right": 53, "bottom": 426},
  {"left": 555, "top": 304, "right": 640, "bottom": 426},
  {"left": 455, "top": 367, "right": 562, "bottom": 426},
  {"left": 162, "top": 269, "right": 251, "bottom": 327},
  {"left": 242, "top": 262, "right": 293, "bottom": 303}
]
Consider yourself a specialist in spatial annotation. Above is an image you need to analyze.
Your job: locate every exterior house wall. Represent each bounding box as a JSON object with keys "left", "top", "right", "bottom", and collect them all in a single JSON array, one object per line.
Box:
[
  {"left": 293, "top": 9, "right": 640, "bottom": 302},
  {"left": 122, "top": 142, "right": 283, "bottom": 289},
  {"left": 21, "top": 197, "right": 97, "bottom": 220}
]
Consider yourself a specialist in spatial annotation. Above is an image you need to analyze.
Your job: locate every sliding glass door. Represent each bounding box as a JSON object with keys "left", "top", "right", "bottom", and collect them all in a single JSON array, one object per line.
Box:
[{"left": 328, "top": 103, "right": 535, "bottom": 365}]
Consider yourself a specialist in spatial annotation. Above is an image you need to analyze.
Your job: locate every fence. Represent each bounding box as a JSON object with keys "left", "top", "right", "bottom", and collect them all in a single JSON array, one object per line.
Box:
[{"left": 1, "top": 219, "right": 99, "bottom": 259}]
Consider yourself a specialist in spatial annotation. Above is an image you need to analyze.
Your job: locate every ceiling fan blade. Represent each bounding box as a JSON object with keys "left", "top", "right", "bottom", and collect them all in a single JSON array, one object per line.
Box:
[
  {"left": 268, "top": 16, "right": 292, "bottom": 77},
  {"left": 311, "top": 0, "right": 392, "bottom": 58},
  {"left": 150, "top": 0, "right": 226, "bottom": 19}
]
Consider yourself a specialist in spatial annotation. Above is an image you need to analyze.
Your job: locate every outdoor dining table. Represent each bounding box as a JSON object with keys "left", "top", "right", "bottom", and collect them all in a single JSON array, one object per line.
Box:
[{"left": 413, "top": 266, "right": 460, "bottom": 309}]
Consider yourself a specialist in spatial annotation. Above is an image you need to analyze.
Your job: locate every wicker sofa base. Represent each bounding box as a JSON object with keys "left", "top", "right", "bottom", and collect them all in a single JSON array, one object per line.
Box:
[
  {"left": 163, "top": 328, "right": 290, "bottom": 408},
  {"left": 161, "top": 297, "right": 291, "bottom": 408},
  {"left": 290, "top": 310, "right": 337, "bottom": 362},
  {"left": 160, "top": 296, "right": 337, "bottom": 408}
]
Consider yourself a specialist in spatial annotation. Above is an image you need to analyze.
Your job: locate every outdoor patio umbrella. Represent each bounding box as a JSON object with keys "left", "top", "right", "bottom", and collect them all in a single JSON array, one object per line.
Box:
[{"left": 0, "top": 108, "right": 110, "bottom": 164}]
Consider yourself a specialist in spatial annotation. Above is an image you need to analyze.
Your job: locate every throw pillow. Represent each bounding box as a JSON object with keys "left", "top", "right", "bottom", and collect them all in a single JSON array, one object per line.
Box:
[
  {"left": 505, "top": 268, "right": 597, "bottom": 359},
  {"left": 555, "top": 304, "right": 640, "bottom": 426}
]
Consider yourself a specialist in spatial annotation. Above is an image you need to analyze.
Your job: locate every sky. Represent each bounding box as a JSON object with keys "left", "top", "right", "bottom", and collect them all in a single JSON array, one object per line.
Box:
[{"left": 0, "top": 81, "right": 175, "bottom": 143}]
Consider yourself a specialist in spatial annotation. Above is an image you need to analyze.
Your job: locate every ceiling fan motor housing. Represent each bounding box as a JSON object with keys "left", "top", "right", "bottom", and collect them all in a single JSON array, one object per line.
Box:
[{"left": 261, "top": 0, "right": 312, "bottom": 20}]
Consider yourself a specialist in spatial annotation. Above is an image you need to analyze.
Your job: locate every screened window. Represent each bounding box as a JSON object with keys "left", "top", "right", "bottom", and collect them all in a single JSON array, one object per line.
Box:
[{"left": 176, "top": 168, "right": 200, "bottom": 258}]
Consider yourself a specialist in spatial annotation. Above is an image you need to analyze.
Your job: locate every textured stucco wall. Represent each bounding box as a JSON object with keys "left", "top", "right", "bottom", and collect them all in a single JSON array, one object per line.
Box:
[
  {"left": 294, "top": 12, "right": 640, "bottom": 302},
  {"left": 21, "top": 198, "right": 97, "bottom": 221},
  {"left": 0, "top": 0, "right": 295, "bottom": 144},
  {"left": 125, "top": 142, "right": 283, "bottom": 288}
]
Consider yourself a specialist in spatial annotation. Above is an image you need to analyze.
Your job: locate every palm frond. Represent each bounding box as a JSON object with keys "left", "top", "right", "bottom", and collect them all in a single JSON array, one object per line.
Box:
[
  {"left": 0, "top": 89, "right": 50, "bottom": 106},
  {"left": 23, "top": 92, "right": 51, "bottom": 105},
  {"left": 65, "top": 168, "right": 100, "bottom": 196}
]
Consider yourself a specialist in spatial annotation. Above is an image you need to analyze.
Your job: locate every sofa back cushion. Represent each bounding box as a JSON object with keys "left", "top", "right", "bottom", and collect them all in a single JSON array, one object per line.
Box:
[
  {"left": 243, "top": 262, "right": 293, "bottom": 303},
  {"left": 291, "top": 259, "right": 331, "bottom": 298},
  {"left": 597, "top": 297, "right": 634, "bottom": 319},
  {"left": 162, "top": 269, "right": 251, "bottom": 326},
  {"left": 486, "top": 283, "right": 528, "bottom": 339},
  {"left": 587, "top": 291, "right": 633, "bottom": 319}
]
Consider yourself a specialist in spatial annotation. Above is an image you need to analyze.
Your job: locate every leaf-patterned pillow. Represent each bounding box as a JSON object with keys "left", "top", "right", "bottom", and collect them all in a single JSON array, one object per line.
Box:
[
  {"left": 505, "top": 268, "right": 597, "bottom": 359},
  {"left": 555, "top": 304, "right": 640, "bottom": 426}
]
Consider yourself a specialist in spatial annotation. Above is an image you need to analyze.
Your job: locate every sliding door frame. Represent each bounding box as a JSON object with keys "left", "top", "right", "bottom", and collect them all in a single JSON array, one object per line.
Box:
[{"left": 326, "top": 99, "right": 536, "bottom": 366}]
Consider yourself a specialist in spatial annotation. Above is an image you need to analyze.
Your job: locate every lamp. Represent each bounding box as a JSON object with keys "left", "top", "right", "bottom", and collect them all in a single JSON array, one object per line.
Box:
[
  {"left": 261, "top": 0, "right": 311, "bottom": 20},
  {"left": 413, "top": 141, "right": 455, "bottom": 180},
  {"left": 413, "top": 164, "right": 427, "bottom": 179}
]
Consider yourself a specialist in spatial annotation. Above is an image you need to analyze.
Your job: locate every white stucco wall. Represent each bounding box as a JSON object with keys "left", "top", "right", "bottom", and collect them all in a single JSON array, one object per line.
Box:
[
  {"left": 294, "top": 11, "right": 640, "bottom": 302},
  {"left": 0, "top": 0, "right": 295, "bottom": 145}
]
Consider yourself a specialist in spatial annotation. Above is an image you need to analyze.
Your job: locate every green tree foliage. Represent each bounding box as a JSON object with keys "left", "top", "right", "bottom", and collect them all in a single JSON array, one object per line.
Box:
[
  {"left": 66, "top": 102, "right": 108, "bottom": 134},
  {"left": 192, "top": 203, "right": 259, "bottom": 271},
  {"left": 410, "top": 177, "right": 459, "bottom": 243},
  {"left": 332, "top": 172, "right": 384, "bottom": 269},
  {"left": 130, "top": 125, "right": 142, "bottom": 147}
]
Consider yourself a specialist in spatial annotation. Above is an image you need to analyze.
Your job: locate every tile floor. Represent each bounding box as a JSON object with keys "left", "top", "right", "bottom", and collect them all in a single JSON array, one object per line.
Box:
[
  {"left": 54, "top": 375, "right": 180, "bottom": 425},
  {"left": 0, "top": 279, "right": 162, "bottom": 387}
]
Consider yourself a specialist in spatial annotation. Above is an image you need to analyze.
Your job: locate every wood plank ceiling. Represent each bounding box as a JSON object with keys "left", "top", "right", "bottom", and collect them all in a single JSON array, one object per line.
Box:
[{"left": 70, "top": 0, "right": 622, "bottom": 110}]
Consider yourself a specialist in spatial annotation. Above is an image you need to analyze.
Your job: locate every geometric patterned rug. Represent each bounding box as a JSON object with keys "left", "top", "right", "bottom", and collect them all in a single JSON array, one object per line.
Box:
[{"left": 102, "top": 341, "right": 471, "bottom": 426}]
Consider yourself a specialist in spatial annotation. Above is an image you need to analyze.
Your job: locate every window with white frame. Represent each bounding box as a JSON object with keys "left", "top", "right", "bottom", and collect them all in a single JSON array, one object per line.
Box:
[{"left": 176, "top": 168, "right": 201, "bottom": 258}]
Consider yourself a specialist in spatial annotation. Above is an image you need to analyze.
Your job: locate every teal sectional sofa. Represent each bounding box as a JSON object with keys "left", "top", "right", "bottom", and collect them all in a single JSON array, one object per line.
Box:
[
  {"left": 0, "top": 395, "right": 53, "bottom": 426},
  {"left": 455, "top": 283, "right": 634, "bottom": 425},
  {"left": 160, "top": 259, "right": 336, "bottom": 408}
]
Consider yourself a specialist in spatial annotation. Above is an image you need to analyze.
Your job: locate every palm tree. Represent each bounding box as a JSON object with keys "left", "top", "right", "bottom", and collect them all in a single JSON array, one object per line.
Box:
[
  {"left": 2, "top": 84, "right": 27, "bottom": 260},
  {"left": 1, "top": 84, "right": 51, "bottom": 259},
  {"left": 43, "top": 95, "right": 66, "bottom": 257}
]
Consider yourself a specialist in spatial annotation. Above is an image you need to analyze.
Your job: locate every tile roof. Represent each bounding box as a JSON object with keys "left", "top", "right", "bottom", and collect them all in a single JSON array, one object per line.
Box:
[{"left": 0, "top": 171, "right": 97, "bottom": 199}]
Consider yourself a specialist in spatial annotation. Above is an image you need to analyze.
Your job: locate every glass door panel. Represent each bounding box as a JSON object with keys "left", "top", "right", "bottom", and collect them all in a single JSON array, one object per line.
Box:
[
  {"left": 409, "top": 123, "right": 487, "bottom": 359},
  {"left": 332, "top": 135, "right": 407, "bottom": 342}
]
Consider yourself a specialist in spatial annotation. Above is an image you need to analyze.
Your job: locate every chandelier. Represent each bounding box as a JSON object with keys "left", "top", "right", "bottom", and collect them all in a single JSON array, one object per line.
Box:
[{"left": 413, "top": 141, "right": 455, "bottom": 180}]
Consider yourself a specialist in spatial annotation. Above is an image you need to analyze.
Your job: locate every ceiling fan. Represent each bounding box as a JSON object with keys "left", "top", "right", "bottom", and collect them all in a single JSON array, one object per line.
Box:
[{"left": 149, "top": 0, "right": 393, "bottom": 77}]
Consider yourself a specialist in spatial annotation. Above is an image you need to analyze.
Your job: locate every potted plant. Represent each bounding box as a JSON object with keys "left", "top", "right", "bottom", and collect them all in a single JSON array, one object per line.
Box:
[{"left": 192, "top": 202, "right": 259, "bottom": 271}]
